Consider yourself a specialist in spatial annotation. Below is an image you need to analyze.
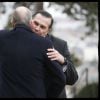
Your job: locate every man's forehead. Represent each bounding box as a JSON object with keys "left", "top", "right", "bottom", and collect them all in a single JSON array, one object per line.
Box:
[
  {"left": 34, "top": 13, "right": 51, "bottom": 21},
  {"left": 33, "top": 14, "right": 51, "bottom": 26}
]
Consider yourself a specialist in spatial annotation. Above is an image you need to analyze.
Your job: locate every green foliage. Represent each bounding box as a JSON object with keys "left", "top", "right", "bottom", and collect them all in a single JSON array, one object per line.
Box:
[
  {"left": 54, "top": 2, "right": 98, "bottom": 15},
  {"left": 71, "top": 53, "right": 82, "bottom": 67},
  {"left": 74, "top": 83, "right": 98, "bottom": 98},
  {"left": 5, "top": 14, "right": 13, "bottom": 29},
  {"left": 54, "top": 2, "right": 98, "bottom": 35}
]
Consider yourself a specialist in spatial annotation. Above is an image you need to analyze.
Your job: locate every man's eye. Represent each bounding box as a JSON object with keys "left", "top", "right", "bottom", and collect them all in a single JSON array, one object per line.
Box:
[
  {"left": 40, "top": 25, "right": 45, "bottom": 29},
  {"left": 34, "top": 22, "right": 39, "bottom": 26}
]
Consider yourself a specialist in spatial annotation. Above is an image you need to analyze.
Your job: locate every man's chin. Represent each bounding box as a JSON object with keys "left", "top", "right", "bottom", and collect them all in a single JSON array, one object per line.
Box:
[{"left": 35, "top": 32, "right": 42, "bottom": 36}]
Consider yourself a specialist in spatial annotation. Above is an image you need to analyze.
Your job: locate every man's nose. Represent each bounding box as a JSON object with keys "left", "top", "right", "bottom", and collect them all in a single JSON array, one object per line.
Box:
[{"left": 35, "top": 26, "right": 40, "bottom": 31}]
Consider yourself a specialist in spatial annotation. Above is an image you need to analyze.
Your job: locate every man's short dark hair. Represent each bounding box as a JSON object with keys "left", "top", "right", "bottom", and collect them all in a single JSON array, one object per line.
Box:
[{"left": 32, "top": 10, "right": 54, "bottom": 29}]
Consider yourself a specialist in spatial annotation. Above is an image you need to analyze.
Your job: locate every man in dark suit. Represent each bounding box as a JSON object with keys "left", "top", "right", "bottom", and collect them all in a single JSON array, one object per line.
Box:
[
  {"left": 0, "top": 6, "right": 66, "bottom": 98},
  {"left": 30, "top": 10, "right": 78, "bottom": 98}
]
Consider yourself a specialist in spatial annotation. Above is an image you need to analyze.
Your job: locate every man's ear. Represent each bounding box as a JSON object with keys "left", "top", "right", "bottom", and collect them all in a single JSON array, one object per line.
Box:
[
  {"left": 29, "top": 20, "right": 33, "bottom": 28},
  {"left": 29, "top": 20, "right": 32, "bottom": 26},
  {"left": 10, "top": 17, "right": 15, "bottom": 28},
  {"left": 48, "top": 28, "right": 53, "bottom": 35}
]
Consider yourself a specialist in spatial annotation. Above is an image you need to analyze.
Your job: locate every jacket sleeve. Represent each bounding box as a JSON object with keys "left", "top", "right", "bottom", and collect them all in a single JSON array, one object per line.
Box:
[
  {"left": 43, "top": 39, "right": 66, "bottom": 98},
  {"left": 63, "top": 42, "right": 78, "bottom": 85}
]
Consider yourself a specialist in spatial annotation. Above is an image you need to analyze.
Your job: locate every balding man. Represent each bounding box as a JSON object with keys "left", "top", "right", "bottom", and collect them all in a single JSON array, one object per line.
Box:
[{"left": 0, "top": 6, "right": 66, "bottom": 98}]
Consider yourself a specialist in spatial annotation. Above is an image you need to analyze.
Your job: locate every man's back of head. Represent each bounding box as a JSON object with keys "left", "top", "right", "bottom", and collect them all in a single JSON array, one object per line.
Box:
[{"left": 11, "top": 6, "right": 32, "bottom": 27}]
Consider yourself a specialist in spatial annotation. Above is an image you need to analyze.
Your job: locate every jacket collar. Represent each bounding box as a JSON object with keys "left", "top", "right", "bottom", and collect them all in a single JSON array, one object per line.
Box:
[
  {"left": 46, "top": 34, "right": 54, "bottom": 42},
  {"left": 14, "top": 24, "right": 33, "bottom": 33}
]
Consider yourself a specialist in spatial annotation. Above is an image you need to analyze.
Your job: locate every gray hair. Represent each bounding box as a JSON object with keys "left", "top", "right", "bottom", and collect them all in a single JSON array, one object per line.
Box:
[{"left": 11, "top": 6, "right": 32, "bottom": 26}]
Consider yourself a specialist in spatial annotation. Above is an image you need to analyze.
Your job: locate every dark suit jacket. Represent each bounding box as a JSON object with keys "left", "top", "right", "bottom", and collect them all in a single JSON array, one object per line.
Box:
[
  {"left": 47, "top": 35, "right": 78, "bottom": 98},
  {"left": 0, "top": 24, "right": 66, "bottom": 98}
]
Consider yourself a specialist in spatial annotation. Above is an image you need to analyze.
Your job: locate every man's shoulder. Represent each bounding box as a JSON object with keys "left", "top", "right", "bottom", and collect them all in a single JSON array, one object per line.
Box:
[
  {"left": 0, "top": 29, "right": 9, "bottom": 34},
  {"left": 32, "top": 33, "right": 53, "bottom": 49},
  {"left": 50, "top": 35, "right": 67, "bottom": 44},
  {"left": 0, "top": 29, "right": 10, "bottom": 38}
]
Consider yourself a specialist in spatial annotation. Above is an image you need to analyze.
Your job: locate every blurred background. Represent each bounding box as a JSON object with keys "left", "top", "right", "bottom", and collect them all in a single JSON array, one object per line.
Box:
[{"left": 0, "top": 2, "right": 98, "bottom": 98}]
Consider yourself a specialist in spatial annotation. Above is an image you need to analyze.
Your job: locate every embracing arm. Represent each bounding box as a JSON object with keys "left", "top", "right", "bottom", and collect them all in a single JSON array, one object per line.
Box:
[
  {"left": 63, "top": 42, "right": 78, "bottom": 85},
  {"left": 46, "top": 41, "right": 78, "bottom": 85},
  {"left": 44, "top": 59, "right": 66, "bottom": 98},
  {"left": 43, "top": 40, "right": 66, "bottom": 98}
]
